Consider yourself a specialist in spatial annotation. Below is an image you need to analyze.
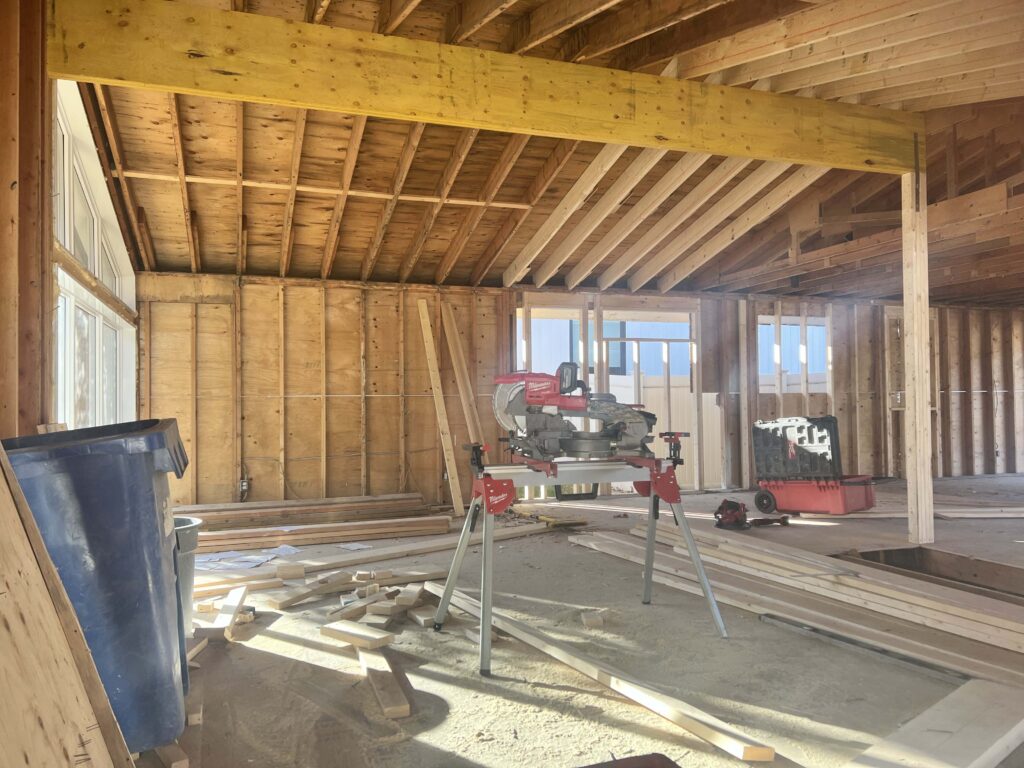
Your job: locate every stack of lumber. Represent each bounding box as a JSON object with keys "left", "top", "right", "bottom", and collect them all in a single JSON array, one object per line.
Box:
[
  {"left": 196, "top": 514, "right": 452, "bottom": 553},
  {"left": 570, "top": 531, "right": 1024, "bottom": 687},
  {"left": 638, "top": 523, "right": 1024, "bottom": 655},
  {"left": 175, "top": 493, "right": 439, "bottom": 530}
]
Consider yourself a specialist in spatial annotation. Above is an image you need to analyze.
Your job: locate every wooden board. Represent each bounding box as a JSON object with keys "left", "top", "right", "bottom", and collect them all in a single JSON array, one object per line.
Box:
[
  {"left": 843, "top": 680, "right": 1024, "bottom": 768},
  {"left": 356, "top": 648, "right": 411, "bottom": 718},
  {"left": 0, "top": 448, "right": 134, "bottom": 767},
  {"left": 421, "top": 582, "right": 775, "bottom": 761},
  {"left": 320, "top": 619, "right": 395, "bottom": 648}
]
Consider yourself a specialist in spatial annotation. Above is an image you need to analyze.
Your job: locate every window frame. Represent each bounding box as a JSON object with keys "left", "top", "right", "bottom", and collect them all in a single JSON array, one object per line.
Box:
[{"left": 757, "top": 312, "right": 831, "bottom": 397}]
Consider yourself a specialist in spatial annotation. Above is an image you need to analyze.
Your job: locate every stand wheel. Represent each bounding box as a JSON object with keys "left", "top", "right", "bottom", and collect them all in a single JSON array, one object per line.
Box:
[{"left": 753, "top": 490, "right": 777, "bottom": 514}]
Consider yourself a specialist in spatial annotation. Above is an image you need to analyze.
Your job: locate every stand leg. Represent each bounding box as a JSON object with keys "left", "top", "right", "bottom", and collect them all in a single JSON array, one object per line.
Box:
[
  {"left": 433, "top": 497, "right": 481, "bottom": 630},
  {"left": 641, "top": 493, "right": 659, "bottom": 604},
  {"left": 669, "top": 502, "right": 729, "bottom": 639},
  {"left": 479, "top": 509, "right": 495, "bottom": 675}
]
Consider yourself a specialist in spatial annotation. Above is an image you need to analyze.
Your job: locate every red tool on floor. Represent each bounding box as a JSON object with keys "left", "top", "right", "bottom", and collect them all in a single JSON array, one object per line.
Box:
[{"left": 714, "top": 498, "right": 790, "bottom": 530}]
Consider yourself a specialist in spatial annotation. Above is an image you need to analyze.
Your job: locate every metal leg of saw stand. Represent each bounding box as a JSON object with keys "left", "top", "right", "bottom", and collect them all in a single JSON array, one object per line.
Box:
[
  {"left": 432, "top": 495, "right": 497, "bottom": 674},
  {"left": 641, "top": 494, "right": 729, "bottom": 639}
]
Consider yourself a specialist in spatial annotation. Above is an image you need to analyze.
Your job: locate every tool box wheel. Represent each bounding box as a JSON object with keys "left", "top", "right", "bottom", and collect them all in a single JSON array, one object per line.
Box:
[{"left": 753, "top": 490, "right": 777, "bottom": 514}]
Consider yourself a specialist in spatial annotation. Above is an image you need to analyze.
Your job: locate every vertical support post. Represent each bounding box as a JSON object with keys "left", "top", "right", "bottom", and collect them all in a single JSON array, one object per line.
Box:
[
  {"left": 901, "top": 141, "right": 934, "bottom": 545},
  {"left": 738, "top": 300, "right": 751, "bottom": 487}
]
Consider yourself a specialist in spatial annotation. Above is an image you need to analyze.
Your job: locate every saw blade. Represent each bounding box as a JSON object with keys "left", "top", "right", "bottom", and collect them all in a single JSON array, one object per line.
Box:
[{"left": 492, "top": 381, "right": 524, "bottom": 432}]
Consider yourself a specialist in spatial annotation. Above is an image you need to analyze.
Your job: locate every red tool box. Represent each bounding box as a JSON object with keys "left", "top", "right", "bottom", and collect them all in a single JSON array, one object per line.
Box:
[{"left": 751, "top": 416, "right": 875, "bottom": 516}]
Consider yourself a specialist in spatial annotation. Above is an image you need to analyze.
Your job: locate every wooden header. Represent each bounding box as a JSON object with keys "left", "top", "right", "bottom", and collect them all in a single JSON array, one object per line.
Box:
[{"left": 48, "top": 0, "right": 923, "bottom": 174}]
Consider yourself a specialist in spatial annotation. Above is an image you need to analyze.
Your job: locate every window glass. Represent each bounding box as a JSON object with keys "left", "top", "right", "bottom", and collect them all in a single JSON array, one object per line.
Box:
[
  {"left": 56, "top": 294, "right": 68, "bottom": 424},
  {"left": 100, "top": 241, "right": 117, "bottom": 293},
  {"left": 72, "top": 169, "right": 94, "bottom": 267},
  {"left": 74, "top": 306, "right": 97, "bottom": 428},
  {"left": 53, "top": 120, "right": 66, "bottom": 247},
  {"left": 102, "top": 324, "right": 118, "bottom": 423},
  {"left": 781, "top": 321, "right": 801, "bottom": 393},
  {"left": 757, "top": 319, "right": 776, "bottom": 393},
  {"left": 807, "top": 322, "right": 828, "bottom": 393}
]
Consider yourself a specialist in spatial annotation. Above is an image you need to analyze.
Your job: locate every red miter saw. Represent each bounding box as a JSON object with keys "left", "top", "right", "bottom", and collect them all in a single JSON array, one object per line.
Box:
[{"left": 493, "top": 362, "right": 657, "bottom": 461}]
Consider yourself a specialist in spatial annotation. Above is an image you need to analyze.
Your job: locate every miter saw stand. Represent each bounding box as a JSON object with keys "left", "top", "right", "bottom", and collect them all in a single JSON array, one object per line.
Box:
[{"left": 431, "top": 434, "right": 729, "bottom": 675}]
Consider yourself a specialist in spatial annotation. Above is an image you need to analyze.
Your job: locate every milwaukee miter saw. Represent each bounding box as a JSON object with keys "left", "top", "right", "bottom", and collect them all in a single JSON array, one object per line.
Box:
[{"left": 493, "top": 362, "right": 657, "bottom": 461}]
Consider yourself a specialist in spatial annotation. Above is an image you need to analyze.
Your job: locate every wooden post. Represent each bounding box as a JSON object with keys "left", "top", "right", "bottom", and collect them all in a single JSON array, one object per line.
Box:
[
  {"left": 901, "top": 155, "right": 934, "bottom": 545},
  {"left": 417, "top": 299, "right": 465, "bottom": 513}
]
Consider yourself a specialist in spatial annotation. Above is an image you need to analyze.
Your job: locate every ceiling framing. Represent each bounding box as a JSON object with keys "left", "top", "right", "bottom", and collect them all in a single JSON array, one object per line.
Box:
[{"left": 67, "top": 0, "right": 1024, "bottom": 303}]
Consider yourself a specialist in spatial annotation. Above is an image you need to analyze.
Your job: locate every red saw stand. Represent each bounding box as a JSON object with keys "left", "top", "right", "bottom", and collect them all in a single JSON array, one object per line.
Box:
[{"left": 431, "top": 434, "right": 728, "bottom": 676}]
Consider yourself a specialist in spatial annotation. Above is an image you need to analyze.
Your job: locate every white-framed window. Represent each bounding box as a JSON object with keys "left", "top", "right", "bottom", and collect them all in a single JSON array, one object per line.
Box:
[
  {"left": 758, "top": 314, "right": 830, "bottom": 395},
  {"left": 55, "top": 270, "right": 135, "bottom": 429},
  {"left": 52, "top": 78, "right": 137, "bottom": 428}
]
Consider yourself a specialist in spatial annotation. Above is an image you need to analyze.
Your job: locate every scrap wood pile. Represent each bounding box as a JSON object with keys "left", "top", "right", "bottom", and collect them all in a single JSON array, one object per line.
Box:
[{"left": 570, "top": 523, "right": 1024, "bottom": 687}]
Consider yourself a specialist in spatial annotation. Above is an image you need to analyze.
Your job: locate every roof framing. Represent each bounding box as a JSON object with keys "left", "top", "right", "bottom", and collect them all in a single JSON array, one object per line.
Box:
[{"left": 48, "top": 0, "right": 923, "bottom": 174}]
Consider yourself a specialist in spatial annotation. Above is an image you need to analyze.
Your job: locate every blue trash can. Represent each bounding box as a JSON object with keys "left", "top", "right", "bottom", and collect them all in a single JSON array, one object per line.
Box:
[{"left": 2, "top": 419, "right": 190, "bottom": 753}]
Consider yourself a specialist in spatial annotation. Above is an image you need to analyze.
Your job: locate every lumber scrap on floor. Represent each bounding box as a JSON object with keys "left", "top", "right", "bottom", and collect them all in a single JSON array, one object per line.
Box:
[
  {"left": 273, "top": 569, "right": 445, "bottom": 610},
  {"left": 571, "top": 533, "right": 1024, "bottom": 687},
  {"left": 321, "top": 619, "right": 395, "bottom": 648},
  {"left": 636, "top": 524, "right": 1024, "bottom": 654},
  {"left": 843, "top": 680, "right": 1024, "bottom": 768},
  {"left": 357, "top": 648, "right": 411, "bottom": 718},
  {"left": 196, "top": 515, "right": 452, "bottom": 553},
  {"left": 196, "top": 521, "right": 550, "bottom": 584},
  {"left": 0, "top": 447, "right": 134, "bottom": 767},
  {"left": 421, "top": 582, "right": 775, "bottom": 762}
]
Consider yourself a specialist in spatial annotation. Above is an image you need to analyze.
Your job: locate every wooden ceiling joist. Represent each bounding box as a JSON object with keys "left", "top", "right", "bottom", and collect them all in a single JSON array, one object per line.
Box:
[
  {"left": 565, "top": 0, "right": 729, "bottom": 63},
  {"left": 564, "top": 152, "right": 710, "bottom": 289},
  {"left": 167, "top": 92, "right": 199, "bottom": 272},
  {"left": 446, "top": 0, "right": 520, "bottom": 43},
  {"left": 435, "top": 133, "right": 529, "bottom": 284},
  {"left": 597, "top": 155, "right": 750, "bottom": 290},
  {"left": 628, "top": 160, "right": 792, "bottom": 291},
  {"left": 279, "top": 108, "right": 308, "bottom": 277},
  {"left": 321, "top": 114, "right": 366, "bottom": 279},
  {"left": 378, "top": 0, "right": 424, "bottom": 34},
  {"left": 469, "top": 139, "right": 579, "bottom": 285},
  {"left": 398, "top": 128, "right": 479, "bottom": 282},
  {"left": 361, "top": 121, "right": 425, "bottom": 281},
  {"left": 48, "top": 0, "right": 924, "bottom": 174},
  {"left": 532, "top": 147, "right": 667, "bottom": 287},
  {"left": 504, "top": 0, "right": 626, "bottom": 54}
]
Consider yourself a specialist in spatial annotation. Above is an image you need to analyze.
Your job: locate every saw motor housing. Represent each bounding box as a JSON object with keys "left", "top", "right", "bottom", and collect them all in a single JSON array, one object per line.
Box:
[{"left": 493, "top": 362, "right": 657, "bottom": 461}]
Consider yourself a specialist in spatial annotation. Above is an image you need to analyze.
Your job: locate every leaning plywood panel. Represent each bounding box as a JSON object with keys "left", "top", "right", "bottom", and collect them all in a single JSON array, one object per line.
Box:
[
  {"left": 844, "top": 680, "right": 1024, "bottom": 768},
  {"left": 0, "top": 448, "right": 133, "bottom": 767}
]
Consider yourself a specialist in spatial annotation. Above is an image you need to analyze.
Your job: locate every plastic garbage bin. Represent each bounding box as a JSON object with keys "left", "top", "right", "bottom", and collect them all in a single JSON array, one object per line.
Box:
[
  {"left": 174, "top": 516, "right": 203, "bottom": 638},
  {"left": 2, "top": 419, "right": 189, "bottom": 753}
]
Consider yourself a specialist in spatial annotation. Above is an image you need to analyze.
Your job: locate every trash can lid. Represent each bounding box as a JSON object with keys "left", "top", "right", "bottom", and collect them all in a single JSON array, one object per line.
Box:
[{"left": 2, "top": 419, "right": 189, "bottom": 478}]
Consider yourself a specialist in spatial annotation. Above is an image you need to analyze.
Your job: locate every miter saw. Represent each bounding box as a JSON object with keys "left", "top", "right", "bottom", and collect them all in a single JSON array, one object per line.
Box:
[{"left": 492, "top": 362, "right": 657, "bottom": 461}]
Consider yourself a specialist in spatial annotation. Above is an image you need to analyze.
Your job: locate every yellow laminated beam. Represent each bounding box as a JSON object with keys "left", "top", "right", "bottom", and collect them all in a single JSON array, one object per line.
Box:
[{"left": 48, "top": 0, "right": 923, "bottom": 173}]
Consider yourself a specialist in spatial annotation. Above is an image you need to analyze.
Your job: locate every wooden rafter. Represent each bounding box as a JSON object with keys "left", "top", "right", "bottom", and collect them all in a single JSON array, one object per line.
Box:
[
  {"left": 378, "top": 0, "right": 424, "bottom": 34},
  {"left": 321, "top": 114, "right": 366, "bottom": 279},
  {"left": 49, "top": 0, "right": 923, "bottom": 174},
  {"left": 279, "top": 108, "right": 308, "bottom": 277},
  {"left": 566, "top": 0, "right": 728, "bottom": 62},
  {"left": 656, "top": 166, "right": 833, "bottom": 292},
  {"left": 167, "top": 92, "right": 199, "bottom": 272},
  {"left": 435, "top": 133, "right": 529, "bottom": 284},
  {"left": 89, "top": 84, "right": 152, "bottom": 270},
  {"left": 398, "top": 128, "right": 478, "bottom": 282},
  {"left": 503, "top": 0, "right": 626, "bottom": 54},
  {"left": 629, "top": 161, "right": 793, "bottom": 291},
  {"left": 446, "top": 0, "right": 520, "bottom": 43},
  {"left": 361, "top": 121, "right": 425, "bottom": 281},
  {"left": 596, "top": 155, "right": 750, "bottom": 290},
  {"left": 469, "top": 139, "right": 579, "bottom": 286},
  {"left": 235, "top": 101, "right": 245, "bottom": 274},
  {"left": 532, "top": 148, "right": 666, "bottom": 287},
  {"left": 564, "top": 152, "right": 709, "bottom": 289}
]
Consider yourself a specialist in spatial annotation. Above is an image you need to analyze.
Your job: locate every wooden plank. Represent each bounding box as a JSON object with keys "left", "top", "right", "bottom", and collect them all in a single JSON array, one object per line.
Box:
[
  {"left": 446, "top": 0, "right": 520, "bottom": 43},
  {"left": 168, "top": 93, "right": 199, "bottom": 272},
  {"left": 154, "top": 742, "right": 190, "bottom": 768},
  {"left": 0, "top": 447, "right": 133, "bottom": 767},
  {"left": 902, "top": 165, "right": 935, "bottom": 545},
  {"left": 504, "top": 0, "right": 625, "bottom": 53},
  {"left": 211, "top": 586, "right": 248, "bottom": 637},
  {"left": 843, "top": 680, "right": 1024, "bottom": 768},
  {"left": 440, "top": 301, "right": 487, "bottom": 457},
  {"left": 320, "top": 619, "right": 395, "bottom": 648},
  {"left": 49, "top": 0, "right": 924, "bottom": 174},
  {"left": 422, "top": 582, "right": 774, "bottom": 761},
  {"left": 418, "top": 299, "right": 466, "bottom": 511},
  {"left": 356, "top": 648, "right": 411, "bottom": 718}
]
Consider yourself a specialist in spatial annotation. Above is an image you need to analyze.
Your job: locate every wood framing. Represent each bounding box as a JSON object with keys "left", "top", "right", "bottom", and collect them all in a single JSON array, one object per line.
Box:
[{"left": 49, "top": 0, "right": 924, "bottom": 174}]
